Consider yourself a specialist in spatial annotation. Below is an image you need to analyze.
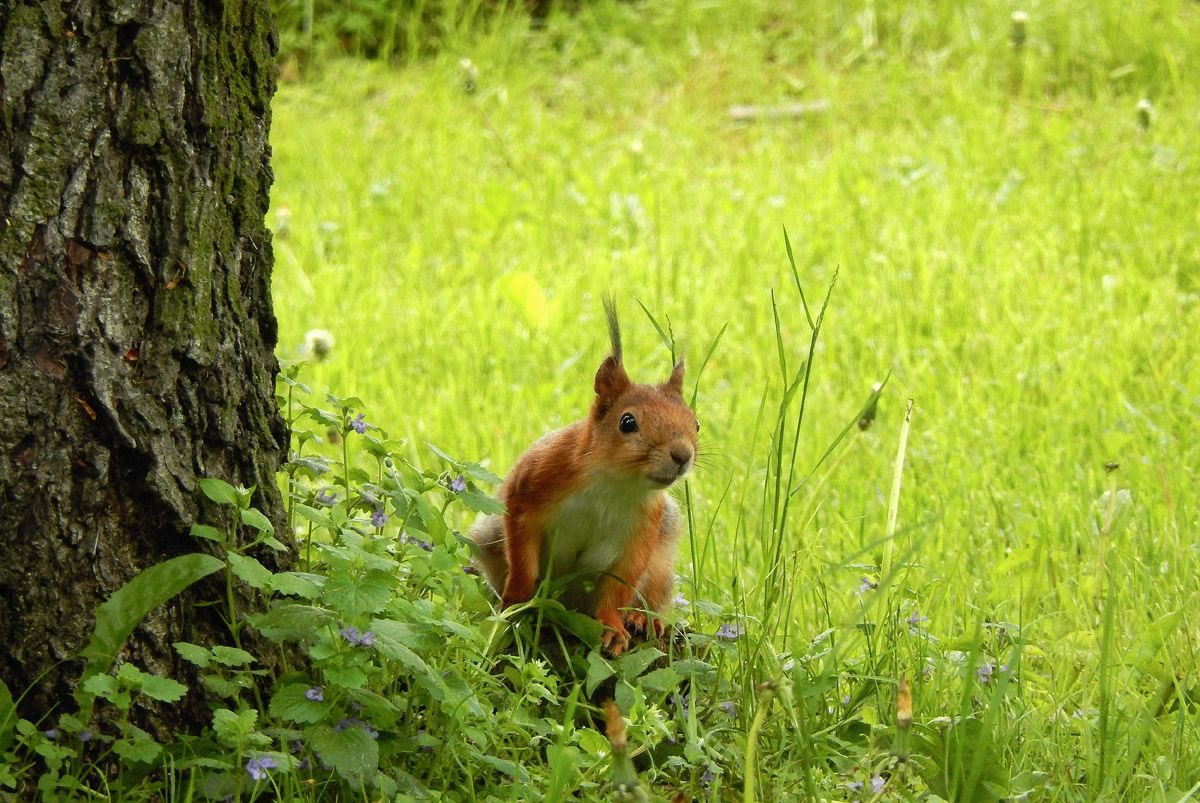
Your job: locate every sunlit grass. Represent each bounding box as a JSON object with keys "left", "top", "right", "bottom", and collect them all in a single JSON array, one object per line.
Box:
[{"left": 269, "top": 0, "right": 1200, "bottom": 797}]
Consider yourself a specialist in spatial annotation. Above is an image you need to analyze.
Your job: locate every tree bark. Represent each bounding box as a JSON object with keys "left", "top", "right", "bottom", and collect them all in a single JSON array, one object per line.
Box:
[{"left": 0, "top": 0, "right": 286, "bottom": 733}]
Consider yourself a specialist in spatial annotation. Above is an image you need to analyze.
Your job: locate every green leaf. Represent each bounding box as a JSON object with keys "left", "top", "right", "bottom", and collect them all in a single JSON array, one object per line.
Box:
[
  {"left": 322, "top": 663, "right": 368, "bottom": 689},
  {"left": 534, "top": 603, "right": 604, "bottom": 646},
  {"left": 113, "top": 726, "right": 161, "bottom": 764},
  {"left": 210, "top": 646, "right": 256, "bottom": 667},
  {"left": 294, "top": 504, "right": 334, "bottom": 531},
  {"left": 240, "top": 507, "right": 275, "bottom": 534},
  {"left": 425, "top": 442, "right": 460, "bottom": 466},
  {"left": 615, "top": 647, "right": 664, "bottom": 681},
  {"left": 189, "top": 524, "right": 224, "bottom": 543},
  {"left": 310, "top": 723, "right": 380, "bottom": 779},
  {"left": 367, "top": 619, "right": 442, "bottom": 653},
  {"left": 575, "top": 727, "right": 610, "bottom": 757},
  {"left": 269, "top": 683, "right": 329, "bottom": 724},
  {"left": 138, "top": 675, "right": 188, "bottom": 703},
  {"left": 404, "top": 489, "right": 445, "bottom": 537},
  {"left": 671, "top": 658, "right": 717, "bottom": 676},
  {"left": 584, "top": 651, "right": 615, "bottom": 697},
  {"left": 212, "top": 708, "right": 268, "bottom": 749},
  {"left": 78, "top": 553, "right": 223, "bottom": 712},
  {"left": 472, "top": 751, "right": 528, "bottom": 781},
  {"left": 639, "top": 666, "right": 682, "bottom": 694},
  {"left": 82, "top": 673, "right": 118, "bottom": 699},
  {"left": 463, "top": 461, "right": 503, "bottom": 485},
  {"left": 116, "top": 661, "right": 147, "bottom": 686},
  {"left": 344, "top": 688, "right": 403, "bottom": 728},
  {"left": 198, "top": 478, "right": 240, "bottom": 507},
  {"left": 547, "top": 744, "right": 583, "bottom": 799},
  {"left": 270, "top": 572, "right": 322, "bottom": 599},
  {"left": 0, "top": 678, "right": 15, "bottom": 753},
  {"left": 173, "top": 642, "right": 211, "bottom": 668},
  {"left": 324, "top": 571, "right": 393, "bottom": 615},
  {"left": 202, "top": 674, "right": 246, "bottom": 699},
  {"left": 227, "top": 552, "right": 273, "bottom": 590},
  {"left": 370, "top": 634, "right": 447, "bottom": 697},
  {"left": 459, "top": 489, "right": 505, "bottom": 515},
  {"left": 250, "top": 603, "right": 336, "bottom": 640}
]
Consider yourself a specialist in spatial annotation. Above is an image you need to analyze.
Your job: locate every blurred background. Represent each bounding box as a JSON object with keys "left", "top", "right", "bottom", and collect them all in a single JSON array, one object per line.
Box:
[
  {"left": 265, "top": 0, "right": 1199, "bottom": 792},
  {"left": 266, "top": 0, "right": 1197, "bottom": 761}
]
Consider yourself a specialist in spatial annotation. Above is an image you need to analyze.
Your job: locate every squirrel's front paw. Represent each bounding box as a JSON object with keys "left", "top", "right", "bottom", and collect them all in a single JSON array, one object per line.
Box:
[
  {"left": 623, "top": 610, "right": 665, "bottom": 639},
  {"left": 624, "top": 610, "right": 668, "bottom": 640},
  {"left": 597, "top": 610, "right": 631, "bottom": 656}
]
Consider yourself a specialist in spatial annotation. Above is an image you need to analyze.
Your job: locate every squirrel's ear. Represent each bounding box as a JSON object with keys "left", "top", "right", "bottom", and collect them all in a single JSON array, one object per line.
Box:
[
  {"left": 665, "top": 357, "right": 685, "bottom": 395},
  {"left": 594, "top": 355, "right": 631, "bottom": 401}
]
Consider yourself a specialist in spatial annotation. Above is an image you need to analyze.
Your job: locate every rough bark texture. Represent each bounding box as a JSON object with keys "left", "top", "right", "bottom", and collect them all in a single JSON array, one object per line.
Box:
[{"left": 0, "top": 0, "right": 287, "bottom": 732}]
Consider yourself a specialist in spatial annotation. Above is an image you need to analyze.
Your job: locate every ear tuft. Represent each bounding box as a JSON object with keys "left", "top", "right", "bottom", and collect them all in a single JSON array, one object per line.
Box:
[
  {"left": 665, "top": 357, "right": 685, "bottom": 395},
  {"left": 595, "top": 355, "right": 630, "bottom": 403}
]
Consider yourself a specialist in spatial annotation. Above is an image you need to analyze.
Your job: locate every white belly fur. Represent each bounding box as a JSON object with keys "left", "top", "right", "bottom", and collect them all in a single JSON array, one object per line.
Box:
[{"left": 543, "top": 476, "right": 651, "bottom": 583}]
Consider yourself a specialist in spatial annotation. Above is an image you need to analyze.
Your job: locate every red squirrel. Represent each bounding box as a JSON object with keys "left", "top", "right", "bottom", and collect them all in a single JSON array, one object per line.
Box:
[{"left": 470, "top": 299, "right": 698, "bottom": 655}]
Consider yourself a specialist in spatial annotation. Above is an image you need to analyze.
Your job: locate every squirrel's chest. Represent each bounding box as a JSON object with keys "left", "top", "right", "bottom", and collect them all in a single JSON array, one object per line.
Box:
[{"left": 543, "top": 482, "right": 649, "bottom": 576}]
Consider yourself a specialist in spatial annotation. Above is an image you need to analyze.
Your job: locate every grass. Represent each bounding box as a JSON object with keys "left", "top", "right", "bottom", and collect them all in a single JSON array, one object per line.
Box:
[{"left": 264, "top": 0, "right": 1200, "bottom": 798}]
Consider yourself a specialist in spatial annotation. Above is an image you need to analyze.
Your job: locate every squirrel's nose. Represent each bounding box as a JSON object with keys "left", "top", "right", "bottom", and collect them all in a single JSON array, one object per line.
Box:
[{"left": 669, "top": 445, "right": 693, "bottom": 468}]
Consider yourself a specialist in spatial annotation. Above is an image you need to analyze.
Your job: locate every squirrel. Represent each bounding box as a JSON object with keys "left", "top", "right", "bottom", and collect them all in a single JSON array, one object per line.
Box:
[{"left": 469, "top": 299, "right": 698, "bottom": 656}]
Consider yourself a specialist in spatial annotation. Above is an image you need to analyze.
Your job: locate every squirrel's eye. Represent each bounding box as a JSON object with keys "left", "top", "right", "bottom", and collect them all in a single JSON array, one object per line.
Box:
[
  {"left": 695, "top": 419, "right": 701, "bottom": 432},
  {"left": 618, "top": 413, "right": 639, "bottom": 434}
]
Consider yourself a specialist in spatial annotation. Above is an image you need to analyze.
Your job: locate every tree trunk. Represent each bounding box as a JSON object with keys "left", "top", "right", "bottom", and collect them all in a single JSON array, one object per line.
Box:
[{"left": 0, "top": 0, "right": 286, "bottom": 733}]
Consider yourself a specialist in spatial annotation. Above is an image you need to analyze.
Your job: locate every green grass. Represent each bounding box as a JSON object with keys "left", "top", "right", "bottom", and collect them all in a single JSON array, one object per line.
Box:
[{"left": 268, "top": 1, "right": 1200, "bottom": 798}]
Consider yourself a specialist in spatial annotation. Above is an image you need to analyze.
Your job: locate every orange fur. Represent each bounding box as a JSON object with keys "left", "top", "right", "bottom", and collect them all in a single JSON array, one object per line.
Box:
[{"left": 469, "top": 301, "right": 698, "bottom": 655}]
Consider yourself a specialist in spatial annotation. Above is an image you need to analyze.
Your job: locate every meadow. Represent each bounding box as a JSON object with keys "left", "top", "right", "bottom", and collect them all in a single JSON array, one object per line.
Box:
[{"left": 261, "top": 1, "right": 1200, "bottom": 799}]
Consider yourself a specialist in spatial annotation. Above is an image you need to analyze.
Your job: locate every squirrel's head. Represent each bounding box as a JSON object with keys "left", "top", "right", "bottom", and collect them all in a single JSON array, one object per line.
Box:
[{"left": 588, "top": 300, "right": 699, "bottom": 489}]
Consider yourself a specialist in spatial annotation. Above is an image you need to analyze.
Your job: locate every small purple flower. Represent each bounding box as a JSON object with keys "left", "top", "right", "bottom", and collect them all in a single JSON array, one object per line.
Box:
[
  {"left": 305, "top": 686, "right": 324, "bottom": 702},
  {"left": 246, "top": 756, "right": 277, "bottom": 781},
  {"left": 289, "top": 739, "right": 303, "bottom": 754},
  {"left": 401, "top": 532, "right": 433, "bottom": 552},
  {"left": 871, "top": 775, "right": 885, "bottom": 794},
  {"left": 371, "top": 509, "right": 388, "bottom": 528},
  {"left": 715, "top": 621, "right": 743, "bottom": 640},
  {"left": 846, "top": 780, "right": 864, "bottom": 792},
  {"left": 907, "top": 610, "right": 928, "bottom": 626},
  {"left": 350, "top": 413, "right": 367, "bottom": 434},
  {"left": 856, "top": 576, "right": 877, "bottom": 595},
  {"left": 700, "top": 768, "right": 715, "bottom": 788},
  {"left": 335, "top": 717, "right": 378, "bottom": 739},
  {"left": 977, "top": 662, "right": 996, "bottom": 684},
  {"left": 79, "top": 730, "right": 94, "bottom": 743},
  {"left": 673, "top": 591, "right": 690, "bottom": 607},
  {"left": 450, "top": 474, "right": 467, "bottom": 493},
  {"left": 339, "top": 626, "right": 375, "bottom": 647},
  {"left": 719, "top": 700, "right": 736, "bottom": 717},
  {"left": 841, "top": 694, "right": 851, "bottom": 705},
  {"left": 43, "top": 728, "right": 58, "bottom": 740},
  {"left": 462, "top": 565, "right": 480, "bottom": 576},
  {"left": 315, "top": 490, "right": 336, "bottom": 506}
]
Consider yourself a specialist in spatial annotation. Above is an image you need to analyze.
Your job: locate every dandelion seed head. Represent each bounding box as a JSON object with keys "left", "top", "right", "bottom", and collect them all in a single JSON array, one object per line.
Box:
[{"left": 303, "top": 329, "right": 335, "bottom": 361}]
